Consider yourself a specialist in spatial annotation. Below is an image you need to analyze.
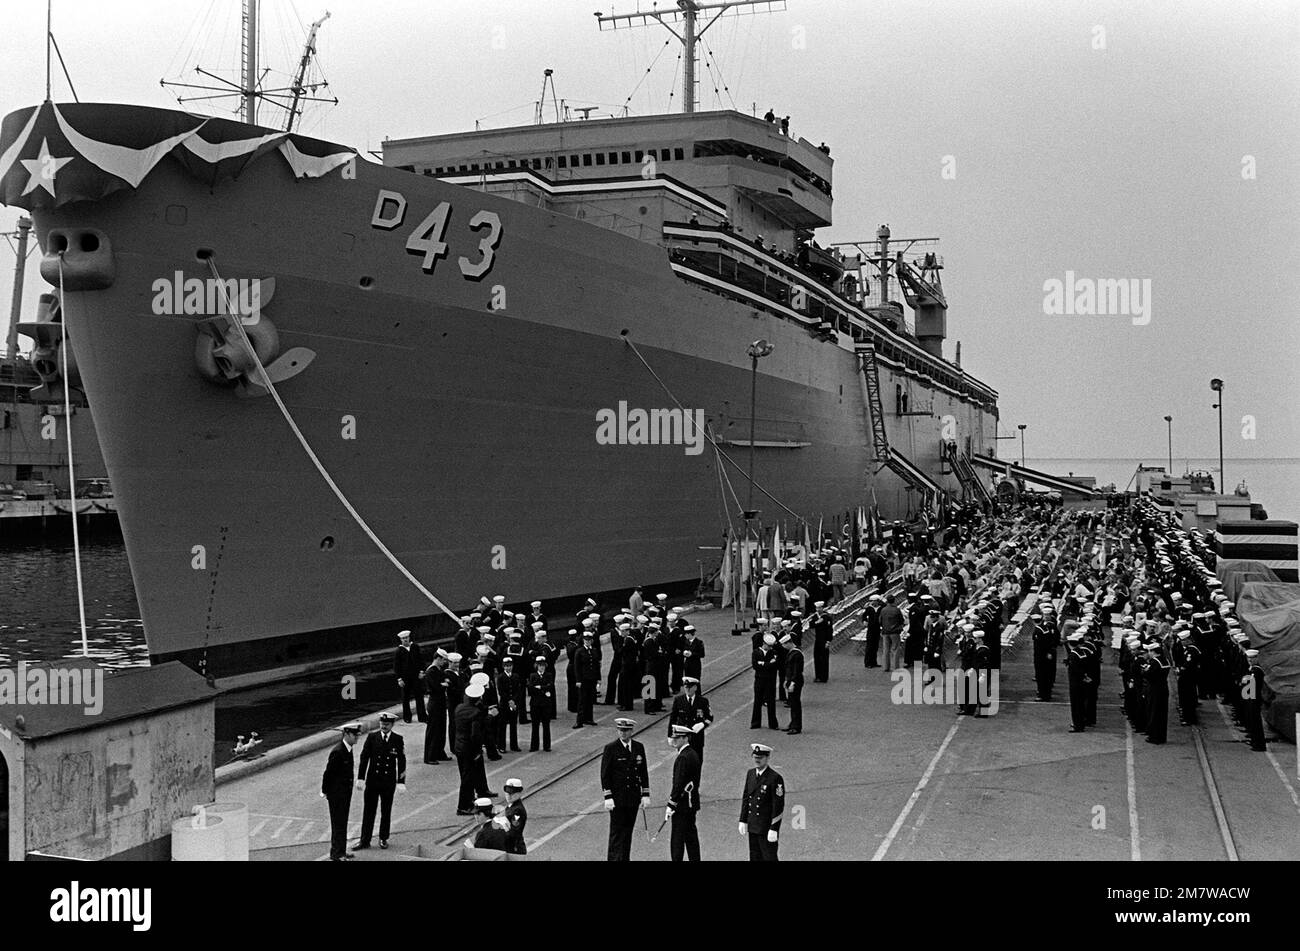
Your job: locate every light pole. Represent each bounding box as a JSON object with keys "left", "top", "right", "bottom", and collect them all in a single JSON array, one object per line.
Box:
[
  {"left": 738, "top": 338, "right": 774, "bottom": 632},
  {"left": 1163, "top": 415, "right": 1173, "bottom": 474},
  {"left": 1210, "top": 379, "right": 1224, "bottom": 490},
  {"left": 1017, "top": 424, "right": 1026, "bottom": 468}
]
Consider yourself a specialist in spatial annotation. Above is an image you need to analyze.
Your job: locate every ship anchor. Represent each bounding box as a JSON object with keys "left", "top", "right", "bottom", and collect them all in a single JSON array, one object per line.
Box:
[{"left": 192, "top": 276, "right": 315, "bottom": 397}]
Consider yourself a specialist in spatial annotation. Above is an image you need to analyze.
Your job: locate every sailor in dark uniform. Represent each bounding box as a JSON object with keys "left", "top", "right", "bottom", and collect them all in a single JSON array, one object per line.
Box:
[
  {"left": 444, "top": 652, "right": 464, "bottom": 754},
  {"left": 1065, "top": 632, "right": 1089, "bottom": 732},
  {"left": 470, "top": 797, "right": 511, "bottom": 852},
  {"left": 810, "top": 601, "right": 833, "bottom": 682},
  {"left": 617, "top": 623, "right": 640, "bottom": 710},
  {"left": 667, "top": 675, "right": 712, "bottom": 767},
  {"left": 682, "top": 625, "right": 705, "bottom": 681},
  {"left": 454, "top": 682, "right": 491, "bottom": 815},
  {"left": 603, "top": 614, "right": 625, "bottom": 705},
  {"left": 455, "top": 615, "right": 477, "bottom": 660},
  {"left": 665, "top": 724, "right": 702, "bottom": 861},
  {"left": 1144, "top": 642, "right": 1170, "bottom": 744},
  {"left": 863, "top": 595, "right": 883, "bottom": 667},
  {"left": 502, "top": 778, "right": 528, "bottom": 855},
  {"left": 320, "top": 722, "right": 360, "bottom": 860},
  {"left": 750, "top": 634, "right": 781, "bottom": 729},
  {"left": 393, "top": 630, "right": 426, "bottom": 723},
  {"left": 496, "top": 655, "right": 523, "bottom": 752},
  {"left": 600, "top": 718, "right": 650, "bottom": 861},
  {"left": 355, "top": 712, "right": 406, "bottom": 850},
  {"left": 423, "top": 650, "right": 450, "bottom": 764},
  {"left": 574, "top": 630, "right": 600, "bottom": 727},
  {"left": 641, "top": 627, "right": 664, "bottom": 714},
  {"left": 1030, "top": 610, "right": 1057, "bottom": 701},
  {"left": 782, "top": 633, "right": 805, "bottom": 734},
  {"left": 564, "top": 628, "right": 581, "bottom": 715},
  {"left": 970, "top": 631, "right": 991, "bottom": 717},
  {"left": 1241, "top": 649, "right": 1267, "bottom": 751},
  {"left": 1175, "top": 630, "right": 1200, "bottom": 725},
  {"left": 739, "top": 743, "right": 784, "bottom": 861}
]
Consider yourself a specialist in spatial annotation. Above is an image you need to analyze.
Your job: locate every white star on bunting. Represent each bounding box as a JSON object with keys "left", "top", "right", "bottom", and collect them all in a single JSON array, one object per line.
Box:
[{"left": 20, "top": 138, "right": 73, "bottom": 197}]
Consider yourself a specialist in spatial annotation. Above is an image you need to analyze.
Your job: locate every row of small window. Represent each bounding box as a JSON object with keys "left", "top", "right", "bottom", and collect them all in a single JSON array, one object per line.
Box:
[{"left": 426, "top": 147, "right": 688, "bottom": 176}]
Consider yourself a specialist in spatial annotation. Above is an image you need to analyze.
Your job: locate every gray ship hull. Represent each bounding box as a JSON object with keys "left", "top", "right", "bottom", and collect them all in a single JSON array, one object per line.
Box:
[{"left": 18, "top": 113, "right": 995, "bottom": 677}]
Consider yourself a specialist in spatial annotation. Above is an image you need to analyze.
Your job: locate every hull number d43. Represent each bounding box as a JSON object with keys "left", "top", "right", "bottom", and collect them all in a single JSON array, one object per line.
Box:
[{"left": 370, "top": 189, "right": 503, "bottom": 282}]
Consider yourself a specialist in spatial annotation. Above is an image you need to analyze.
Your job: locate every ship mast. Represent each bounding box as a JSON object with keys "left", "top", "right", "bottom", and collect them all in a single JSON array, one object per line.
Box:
[
  {"left": 595, "top": 1, "right": 785, "bottom": 114},
  {"left": 5, "top": 217, "right": 32, "bottom": 361},
  {"left": 242, "top": 0, "right": 259, "bottom": 125}
]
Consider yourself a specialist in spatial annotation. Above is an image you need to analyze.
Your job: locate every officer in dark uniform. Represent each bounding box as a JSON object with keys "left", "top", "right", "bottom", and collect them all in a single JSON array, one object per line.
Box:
[
  {"left": 355, "top": 712, "right": 406, "bottom": 850},
  {"left": 810, "top": 601, "right": 833, "bottom": 682},
  {"left": 444, "top": 652, "right": 464, "bottom": 754},
  {"left": 496, "top": 655, "right": 523, "bottom": 752},
  {"left": 667, "top": 675, "right": 712, "bottom": 767},
  {"left": 666, "top": 724, "right": 702, "bottom": 861},
  {"left": 600, "top": 718, "right": 650, "bottom": 861},
  {"left": 970, "top": 631, "right": 991, "bottom": 717},
  {"left": 863, "top": 595, "right": 883, "bottom": 668},
  {"left": 739, "top": 743, "right": 784, "bottom": 861},
  {"left": 617, "top": 624, "right": 640, "bottom": 711},
  {"left": 502, "top": 778, "right": 528, "bottom": 855},
  {"left": 393, "top": 630, "right": 426, "bottom": 724},
  {"left": 528, "top": 655, "right": 555, "bottom": 751},
  {"left": 750, "top": 633, "right": 781, "bottom": 729},
  {"left": 603, "top": 614, "right": 624, "bottom": 705},
  {"left": 641, "top": 627, "right": 663, "bottom": 714},
  {"left": 564, "top": 628, "right": 581, "bottom": 715},
  {"left": 782, "top": 633, "right": 805, "bottom": 734},
  {"left": 320, "top": 722, "right": 360, "bottom": 860}
]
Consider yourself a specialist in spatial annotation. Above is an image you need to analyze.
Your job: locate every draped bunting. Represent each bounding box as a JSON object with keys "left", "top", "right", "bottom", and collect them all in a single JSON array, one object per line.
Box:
[{"left": 0, "top": 102, "right": 356, "bottom": 211}]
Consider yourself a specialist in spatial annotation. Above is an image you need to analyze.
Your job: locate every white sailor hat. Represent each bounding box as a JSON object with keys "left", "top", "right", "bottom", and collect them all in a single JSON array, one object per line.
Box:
[
  {"left": 474, "top": 797, "right": 495, "bottom": 810},
  {"left": 750, "top": 743, "right": 773, "bottom": 756},
  {"left": 588, "top": 612, "right": 601, "bottom": 620},
  {"left": 1245, "top": 649, "right": 1260, "bottom": 658},
  {"left": 446, "top": 652, "right": 462, "bottom": 663},
  {"left": 613, "top": 614, "right": 627, "bottom": 623},
  {"left": 476, "top": 625, "right": 492, "bottom": 634},
  {"left": 618, "top": 622, "right": 631, "bottom": 631},
  {"left": 460, "top": 615, "right": 475, "bottom": 624},
  {"left": 476, "top": 645, "right": 490, "bottom": 657},
  {"left": 667, "top": 612, "right": 679, "bottom": 621},
  {"left": 1145, "top": 643, "right": 1162, "bottom": 653},
  {"left": 682, "top": 675, "right": 700, "bottom": 685},
  {"left": 479, "top": 596, "right": 492, "bottom": 606},
  {"left": 493, "top": 595, "right": 506, "bottom": 604},
  {"left": 615, "top": 717, "right": 636, "bottom": 729},
  {"left": 397, "top": 629, "right": 412, "bottom": 640},
  {"left": 502, "top": 654, "right": 516, "bottom": 664},
  {"left": 514, "top": 612, "right": 527, "bottom": 620},
  {"left": 972, "top": 631, "right": 985, "bottom": 640},
  {"left": 656, "top": 593, "right": 668, "bottom": 601},
  {"left": 780, "top": 619, "right": 792, "bottom": 628},
  {"left": 470, "top": 672, "right": 490, "bottom": 686},
  {"left": 531, "top": 601, "right": 542, "bottom": 609},
  {"left": 582, "top": 618, "right": 595, "bottom": 629},
  {"left": 436, "top": 647, "right": 450, "bottom": 659},
  {"left": 582, "top": 628, "right": 594, "bottom": 638},
  {"left": 790, "top": 610, "right": 802, "bottom": 618},
  {"left": 1067, "top": 632, "right": 1084, "bottom": 642},
  {"left": 465, "top": 683, "right": 485, "bottom": 699},
  {"left": 1177, "top": 630, "right": 1191, "bottom": 640},
  {"left": 779, "top": 634, "right": 792, "bottom": 646},
  {"left": 531, "top": 621, "right": 545, "bottom": 630},
  {"left": 1207, "top": 579, "right": 1222, "bottom": 588},
  {"left": 961, "top": 623, "right": 976, "bottom": 632},
  {"left": 1171, "top": 592, "right": 1183, "bottom": 600},
  {"left": 763, "top": 633, "right": 777, "bottom": 646},
  {"left": 869, "top": 595, "right": 883, "bottom": 602},
  {"left": 814, "top": 601, "right": 826, "bottom": 608},
  {"left": 534, "top": 655, "right": 547, "bottom": 665},
  {"left": 636, "top": 615, "right": 649, "bottom": 624},
  {"left": 1232, "top": 633, "right": 1249, "bottom": 643},
  {"left": 585, "top": 597, "right": 597, "bottom": 606}
]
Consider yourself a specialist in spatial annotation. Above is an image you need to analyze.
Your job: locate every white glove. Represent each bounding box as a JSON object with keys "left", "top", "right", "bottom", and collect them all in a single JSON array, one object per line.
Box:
[
  {"left": 604, "top": 799, "right": 615, "bottom": 811},
  {"left": 319, "top": 791, "right": 325, "bottom": 798},
  {"left": 396, "top": 783, "right": 406, "bottom": 794},
  {"left": 692, "top": 722, "right": 704, "bottom": 733},
  {"left": 354, "top": 780, "right": 364, "bottom": 790},
  {"left": 767, "top": 829, "right": 778, "bottom": 843},
  {"left": 738, "top": 822, "right": 747, "bottom": 836},
  {"left": 397, "top": 678, "right": 405, "bottom": 688},
  {"left": 665, "top": 807, "right": 674, "bottom": 822},
  {"left": 641, "top": 796, "right": 651, "bottom": 809}
]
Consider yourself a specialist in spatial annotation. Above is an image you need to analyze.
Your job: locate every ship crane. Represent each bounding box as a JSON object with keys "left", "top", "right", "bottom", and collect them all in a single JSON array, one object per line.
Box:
[
  {"left": 892, "top": 251, "right": 948, "bottom": 359},
  {"left": 284, "top": 11, "right": 332, "bottom": 133}
]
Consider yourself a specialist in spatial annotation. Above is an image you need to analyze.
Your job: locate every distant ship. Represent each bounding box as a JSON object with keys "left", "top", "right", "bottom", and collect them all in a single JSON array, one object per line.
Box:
[{"left": 0, "top": 3, "right": 1002, "bottom": 678}]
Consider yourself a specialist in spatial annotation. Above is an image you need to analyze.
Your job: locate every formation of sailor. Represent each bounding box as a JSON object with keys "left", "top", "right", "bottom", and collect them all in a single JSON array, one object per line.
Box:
[{"left": 320, "top": 722, "right": 361, "bottom": 860}]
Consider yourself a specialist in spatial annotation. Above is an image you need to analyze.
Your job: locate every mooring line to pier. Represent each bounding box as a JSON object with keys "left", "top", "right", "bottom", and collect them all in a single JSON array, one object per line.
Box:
[
  {"left": 56, "top": 256, "right": 89, "bottom": 655},
  {"left": 207, "top": 258, "right": 461, "bottom": 623}
]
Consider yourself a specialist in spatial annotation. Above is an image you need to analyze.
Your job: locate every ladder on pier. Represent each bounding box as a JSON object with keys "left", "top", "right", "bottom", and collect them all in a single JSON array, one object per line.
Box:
[{"left": 944, "top": 442, "right": 991, "bottom": 506}]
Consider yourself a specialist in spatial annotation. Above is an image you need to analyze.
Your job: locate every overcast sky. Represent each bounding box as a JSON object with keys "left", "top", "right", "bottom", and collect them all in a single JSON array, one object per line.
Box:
[{"left": 1, "top": 0, "right": 1296, "bottom": 459}]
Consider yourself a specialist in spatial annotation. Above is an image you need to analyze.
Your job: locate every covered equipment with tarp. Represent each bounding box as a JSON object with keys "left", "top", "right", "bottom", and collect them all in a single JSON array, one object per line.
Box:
[
  {"left": 1217, "top": 560, "right": 1282, "bottom": 603},
  {"left": 1236, "top": 581, "right": 1300, "bottom": 741}
]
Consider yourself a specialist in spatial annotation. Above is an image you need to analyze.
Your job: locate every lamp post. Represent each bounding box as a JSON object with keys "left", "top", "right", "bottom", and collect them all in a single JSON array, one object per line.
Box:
[
  {"left": 1210, "top": 379, "right": 1224, "bottom": 490},
  {"left": 1016, "top": 424, "right": 1026, "bottom": 468},
  {"left": 737, "top": 339, "right": 774, "bottom": 633},
  {"left": 1163, "top": 415, "right": 1173, "bottom": 474}
]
